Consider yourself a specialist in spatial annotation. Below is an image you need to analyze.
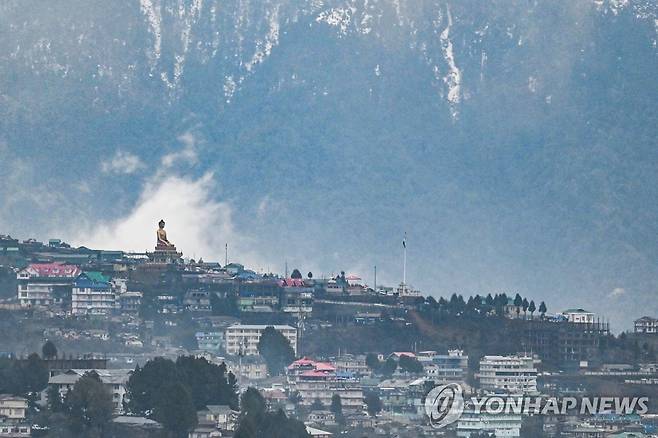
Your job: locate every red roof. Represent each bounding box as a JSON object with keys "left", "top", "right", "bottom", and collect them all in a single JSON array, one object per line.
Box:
[
  {"left": 288, "top": 357, "right": 316, "bottom": 369},
  {"left": 300, "top": 370, "right": 333, "bottom": 378},
  {"left": 314, "top": 362, "right": 336, "bottom": 372},
  {"left": 392, "top": 352, "right": 416, "bottom": 359},
  {"left": 26, "top": 263, "right": 81, "bottom": 278},
  {"left": 279, "top": 278, "right": 307, "bottom": 287},
  {"left": 288, "top": 357, "right": 336, "bottom": 372}
]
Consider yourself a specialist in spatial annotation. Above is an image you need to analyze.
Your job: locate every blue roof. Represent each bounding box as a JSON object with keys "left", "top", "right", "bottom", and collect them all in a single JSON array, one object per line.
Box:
[
  {"left": 237, "top": 270, "right": 260, "bottom": 280},
  {"left": 336, "top": 371, "right": 355, "bottom": 379}
]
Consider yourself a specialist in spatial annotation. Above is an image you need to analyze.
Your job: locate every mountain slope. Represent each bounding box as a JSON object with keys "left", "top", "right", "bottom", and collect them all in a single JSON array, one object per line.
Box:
[{"left": 0, "top": 0, "right": 657, "bottom": 329}]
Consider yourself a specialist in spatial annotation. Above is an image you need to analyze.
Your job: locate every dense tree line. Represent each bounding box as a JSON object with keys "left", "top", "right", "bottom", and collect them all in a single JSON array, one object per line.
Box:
[
  {"left": 234, "top": 388, "right": 310, "bottom": 438},
  {"left": 126, "top": 356, "right": 239, "bottom": 437},
  {"left": 0, "top": 353, "right": 49, "bottom": 395},
  {"left": 62, "top": 373, "right": 114, "bottom": 435},
  {"left": 423, "top": 292, "right": 547, "bottom": 320}
]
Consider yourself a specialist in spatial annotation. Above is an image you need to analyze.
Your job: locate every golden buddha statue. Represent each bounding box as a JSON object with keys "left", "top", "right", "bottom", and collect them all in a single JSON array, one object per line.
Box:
[{"left": 156, "top": 219, "right": 175, "bottom": 249}]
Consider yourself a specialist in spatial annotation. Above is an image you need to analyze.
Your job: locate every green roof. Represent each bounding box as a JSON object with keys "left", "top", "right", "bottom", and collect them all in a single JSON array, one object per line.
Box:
[{"left": 84, "top": 271, "right": 110, "bottom": 283}]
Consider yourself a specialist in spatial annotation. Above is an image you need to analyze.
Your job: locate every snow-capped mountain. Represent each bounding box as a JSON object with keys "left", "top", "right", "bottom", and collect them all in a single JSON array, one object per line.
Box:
[{"left": 1, "top": 0, "right": 657, "bottom": 329}]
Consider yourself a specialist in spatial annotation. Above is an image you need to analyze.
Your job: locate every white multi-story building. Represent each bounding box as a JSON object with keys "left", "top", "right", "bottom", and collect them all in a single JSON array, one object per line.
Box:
[
  {"left": 396, "top": 282, "right": 422, "bottom": 297},
  {"left": 225, "top": 324, "right": 297, "bottom": 356},
  {"left": 334, "top": 354, "right": 369, "bottom": 376},
  {"left": 119, "top": 291, "right": 143, "bottom": 314},
  {"left": 457, "top": 406, "right": 523, "bottom": 437},
  {"left": 562, "top": 308, "right": 595, "bottom": 324},
  {"left": 49, "top": 369, "right": 131, "bottom": 413},
  {"left": 0, "top": 395, "right": 27, "bottom": 420},
  {"left": 419, "top": 349, "right": 469, "bottom": 384},
  {"left": 71, "top": 272, "right": 116, "bottom": 315},
  {"left": 17, "top": 263, "right": 81, "bottom": 307},
  {"left": 0, "top": 423, "right": 31, "bottom": 437},
  {"left": 478, "top": 355, "right": 538, "bottom": 395},
  {"left": 226, "top": 355, "right": 268, "bottom": 381},
  {"left": 635, "top": 316, "right": 658, "bottom": 334}
]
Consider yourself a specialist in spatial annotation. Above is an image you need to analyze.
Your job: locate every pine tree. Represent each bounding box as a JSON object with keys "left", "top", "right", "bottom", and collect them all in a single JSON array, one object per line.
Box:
[
  {"left": 528, "top": 300, "right": 536, "bottom": 319},
  {"left": 514, "top": 294, "right": 523, "bottom": 318}
]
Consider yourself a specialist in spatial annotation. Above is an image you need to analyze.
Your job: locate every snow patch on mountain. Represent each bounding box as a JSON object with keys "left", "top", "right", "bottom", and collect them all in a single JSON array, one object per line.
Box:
[
  {"left": 392, "top": 0, "right": 404, "bottom": 26},
  {"left": 439, "top": 4, "right": 462, "bottom": 120},
  {"left": 245, "top": 5, "right": 281, "bottom": 72},
  {"left": 316, "top": 6, "right": 355, "bottom": 36},
  {"left": 160, "top": 0, "right": 204, "bottom": 92},
  {"left": 139, "top": 0, "right": 163, "bottom": 69},
  {"left": 223, "top": 75, "right": 238, "bottom": 103}
]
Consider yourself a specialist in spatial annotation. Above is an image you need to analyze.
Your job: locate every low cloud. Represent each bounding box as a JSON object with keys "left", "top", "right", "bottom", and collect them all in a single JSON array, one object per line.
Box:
[
  {"left": 101, "top": 150, "right": 145, "bottom": 174},
  {"left": 69, "top": 172, "right": 266, "bottom": 268}
]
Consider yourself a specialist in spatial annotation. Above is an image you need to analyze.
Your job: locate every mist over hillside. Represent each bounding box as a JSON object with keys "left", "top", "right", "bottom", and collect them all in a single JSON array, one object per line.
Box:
[{"left": 1, "top": 0, "right": 657, "bottom": 330}]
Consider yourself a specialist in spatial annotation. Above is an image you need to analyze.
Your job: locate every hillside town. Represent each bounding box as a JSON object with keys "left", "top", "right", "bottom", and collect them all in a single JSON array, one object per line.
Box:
[{"left": 1, "top": 223, "right": 658, "bottom": 438}]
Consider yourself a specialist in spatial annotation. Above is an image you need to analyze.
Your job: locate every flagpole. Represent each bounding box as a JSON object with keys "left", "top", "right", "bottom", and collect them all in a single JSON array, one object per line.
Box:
[{"left": 403, "top": 233, "right": 407, "bottom": 287}]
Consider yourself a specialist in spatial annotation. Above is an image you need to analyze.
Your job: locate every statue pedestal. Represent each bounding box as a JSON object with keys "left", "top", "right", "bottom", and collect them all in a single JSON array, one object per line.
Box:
[{"left": 147, "top": 245, "right": 183, "bottom": 265}]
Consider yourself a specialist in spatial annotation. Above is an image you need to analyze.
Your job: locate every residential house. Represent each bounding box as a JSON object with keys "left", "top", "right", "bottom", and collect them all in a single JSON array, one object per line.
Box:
[
  {"left": 345, "top": 275, "right": 367, "bottom": 296},
  {"left": 324, "top": 279, "right": 345, "bottom": 296},
  {"left": 307, "top": 410, "right": 336, "bottom": 425},
  {"left": 0, "top": 422, "right": 30, "bottom": 438},
  {"left": 334, "top": 354, "right": 369, "bottom": 377},
  {"left": 418, "top": 349, "right": 469, "bottom": 384},
  {"left": 287, "top": 358, "right": 363, "bottom": 410},
  {"left": 195, "top": 332, "right": 223, "bottom": 353},
  {"left": 226, "top": 355, "right": 268, "bottom": 381},
  {"left": 72, "top": 272, "right": 116, "bottom": 315},
  {"left": 562, "top": 309, "right": 596, "bottom": 324},
  {"left": 119, "top": 291, "right": 142, "bottom": 314},
  {"left": 456, "top": 403, "right": 522, "bottom": 437},
  {"left": 561, "top": 424, "right": 607, "bottom": 438},
  {"left": 0, "top": 395, "right": 27, "bottom": 421},
  {"left": 195, "top": 404, "right": 238, "bottom": 434},
  {"left": 225, "top": 325, "right": 297, "bottom": 356},
  {"left": 183, "top": 290, "right": 212, "bottom": 312},
  {"left": 279, "top": 278, "right": 313, "bottom": 314},
  {"left": 17, "top": 263, "right": 81, "bottom": 307},
  {"left": 635, "top": 317, "right": 658, "bottom": 334},
  {"left": 354, "top": 312, "right": 382, "bottom": 325},
  {"left": 238, "top": 280, "right": 280, "bottom": 313},
  {"left": 478, "top": 355, "right": 538, "bottom": 395},
  {"left": 188, "top": 427, "right": 222, "bottom": 438},
  {"left": 49, "top": 369, "right": 131, "bottom": 413},
  {"left": 395, "top": 283, "right": 422, "bottom": 298}
]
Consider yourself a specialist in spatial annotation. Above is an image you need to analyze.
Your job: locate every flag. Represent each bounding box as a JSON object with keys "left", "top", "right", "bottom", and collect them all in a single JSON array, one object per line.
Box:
[{"left": 402, "top": 233, "right": 407, "bottom": 248}]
